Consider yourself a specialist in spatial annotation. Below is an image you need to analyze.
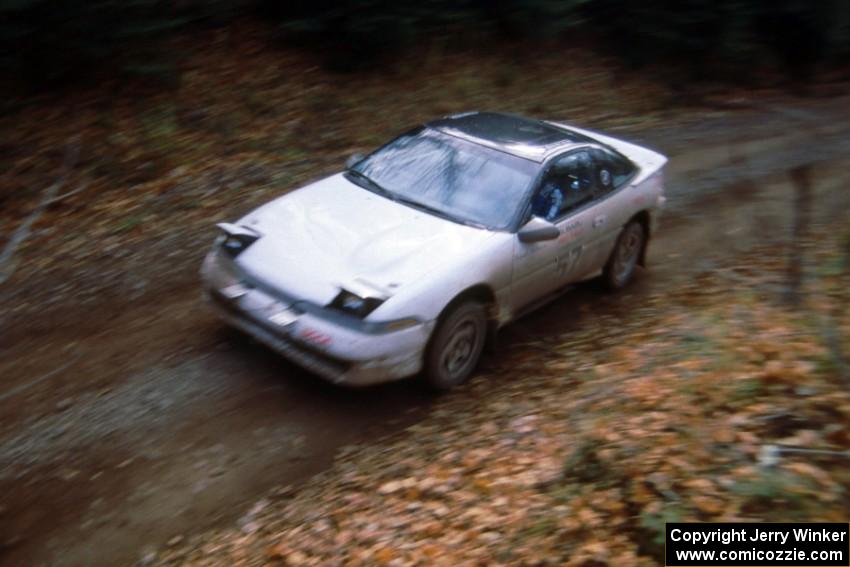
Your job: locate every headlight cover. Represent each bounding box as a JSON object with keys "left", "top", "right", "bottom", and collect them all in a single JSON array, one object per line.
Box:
[
  {"left": 216, "top": 222, "right": 261, "bottom": 259},
  {"left": 329, "top": 289, "right": 384, "bottom": 318},
  {"left": 328, "top": 289, "right": 422, "bottom": 333}
]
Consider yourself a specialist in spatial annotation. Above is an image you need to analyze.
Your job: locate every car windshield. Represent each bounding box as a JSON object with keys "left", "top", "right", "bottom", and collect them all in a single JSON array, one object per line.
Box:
[{"left": 348, "top": 127, "right": 538, "bottom": 230}]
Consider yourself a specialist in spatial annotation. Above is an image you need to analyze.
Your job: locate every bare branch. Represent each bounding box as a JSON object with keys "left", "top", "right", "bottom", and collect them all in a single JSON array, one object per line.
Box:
[
  {"left": 45, "top": 179, "right": 89, "bottom": 206},
  {"left": 0, "top": 140, "right": 80, "bottom": 285},
  {"left": 759, "top": 444, "right": 850, "bottom": 468}
]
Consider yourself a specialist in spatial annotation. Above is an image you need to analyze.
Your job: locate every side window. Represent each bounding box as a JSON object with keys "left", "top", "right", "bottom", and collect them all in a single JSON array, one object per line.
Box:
[
  {"left": 591, "top": 148, "right": 636, "bottom": 196},
  {"left": 530, "top": 151, "right": 594, "bottom": 221}
]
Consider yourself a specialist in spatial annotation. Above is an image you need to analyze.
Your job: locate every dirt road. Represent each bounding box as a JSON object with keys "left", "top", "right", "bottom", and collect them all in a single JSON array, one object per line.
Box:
[{"left": 2, "top": 98, "right": 850, "bottom": 566}]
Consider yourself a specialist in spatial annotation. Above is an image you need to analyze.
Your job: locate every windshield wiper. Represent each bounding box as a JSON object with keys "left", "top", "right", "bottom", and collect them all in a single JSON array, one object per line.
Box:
[
  {"left": 393, "top": 196, "right": 488, "bottom": 229},
  {"left": 344, "top": 169, "right": 391, "bottom": 197},
  {"left": 346, "top": 170, "right": 489, "bottom": 229}
]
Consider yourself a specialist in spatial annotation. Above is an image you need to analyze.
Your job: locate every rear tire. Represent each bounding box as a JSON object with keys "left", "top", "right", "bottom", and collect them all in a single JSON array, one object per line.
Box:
[
  {"left": 602, "top": 220, "right": 645, "bottom": 290},
  {"left": 424, "top": 301, "right": 487, "bottom": 391}
]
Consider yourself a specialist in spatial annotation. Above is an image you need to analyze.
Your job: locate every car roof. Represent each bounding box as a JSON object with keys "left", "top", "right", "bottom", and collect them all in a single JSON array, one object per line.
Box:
[{"left": 427, "top": 111, "right": 593, "bottom": 162}]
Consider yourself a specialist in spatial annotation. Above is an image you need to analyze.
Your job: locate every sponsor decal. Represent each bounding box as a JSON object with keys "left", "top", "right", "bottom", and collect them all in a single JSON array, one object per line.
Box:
[
  {"left": 220, "top": 283, "right": 249, "bottom": 299},
  {"left": 269, "top": 308, "right": 298, "bottom": 327},
  {"left": 559, "top": 219, "right": 584, "bottom": 241},
  {"left": 300, "top": 328, "right": 333, "bottom": 347}
]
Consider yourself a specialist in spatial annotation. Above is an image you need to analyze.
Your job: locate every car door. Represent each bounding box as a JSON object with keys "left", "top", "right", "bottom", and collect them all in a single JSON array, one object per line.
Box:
[
  {"left": 586, "top": 147, "right": 640, "bottom": 269},
  {"left": 511, "top": 150, "right": 601, "bottom": 309}
]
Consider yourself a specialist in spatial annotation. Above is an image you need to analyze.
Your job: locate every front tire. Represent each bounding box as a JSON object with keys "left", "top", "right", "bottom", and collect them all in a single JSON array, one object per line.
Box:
[
  {"left": 603, "top": 220, "right": 645, "bottom": 290},
  {"left": 424, "top": 301, "right": 487, "bottom": 390}
]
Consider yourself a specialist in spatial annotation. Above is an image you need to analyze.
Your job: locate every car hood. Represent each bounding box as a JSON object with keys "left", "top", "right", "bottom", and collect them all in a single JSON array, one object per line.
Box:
[{"left": 234, "top": 173, "right": 496, "bottom": 306}]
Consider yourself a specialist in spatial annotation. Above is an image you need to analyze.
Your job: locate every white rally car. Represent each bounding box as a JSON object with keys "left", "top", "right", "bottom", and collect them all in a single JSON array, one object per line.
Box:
[{"left": 202, "top": 112, "right": 667, "bottom": 389}]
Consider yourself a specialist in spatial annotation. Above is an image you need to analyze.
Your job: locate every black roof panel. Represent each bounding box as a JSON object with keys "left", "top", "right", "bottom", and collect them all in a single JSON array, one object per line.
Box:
[{"left": 428, "top": 112, "right": 591, "bottom": 153}]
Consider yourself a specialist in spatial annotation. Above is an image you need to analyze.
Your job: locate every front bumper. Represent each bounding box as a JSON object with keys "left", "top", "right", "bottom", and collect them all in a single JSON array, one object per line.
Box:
[{"left": 201, "top": 256, "right": 433, "bottom": 386}]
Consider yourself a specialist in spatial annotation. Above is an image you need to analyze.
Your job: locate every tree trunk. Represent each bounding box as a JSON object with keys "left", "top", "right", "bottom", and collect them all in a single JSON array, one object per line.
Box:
[
  {"left": 827, "top": 231, "right": 850, "bottom": 384},
  {"left": 784, "top": 164, "right": 813, "bottom": 306}
]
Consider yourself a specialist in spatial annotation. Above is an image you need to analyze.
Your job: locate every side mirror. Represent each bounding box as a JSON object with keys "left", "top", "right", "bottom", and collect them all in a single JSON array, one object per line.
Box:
[
  {"left": 346, "top": 153, "right": 365, "bottom": 169},
  {"left": 518, "top": 216, "right": 560, "bottom": 243}
]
